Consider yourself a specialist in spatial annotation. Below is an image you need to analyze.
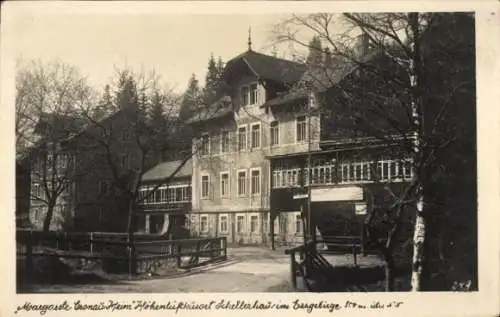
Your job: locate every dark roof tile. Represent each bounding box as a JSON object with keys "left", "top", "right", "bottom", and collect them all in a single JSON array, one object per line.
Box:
[
  {"left": 142, "top": 158, "right": 192, "bottom": 182},
  {"left": 225, "top": 50, "right": 307, "bottom": 85}
]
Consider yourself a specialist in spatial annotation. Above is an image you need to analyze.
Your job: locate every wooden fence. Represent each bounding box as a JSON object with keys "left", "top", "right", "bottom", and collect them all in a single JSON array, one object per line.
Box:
[
  {"left": 16, "top": 229, "right": 227, "bottom": 278},
  {"left": 284, "top": 238, "right": 362, "bottom": 291}
]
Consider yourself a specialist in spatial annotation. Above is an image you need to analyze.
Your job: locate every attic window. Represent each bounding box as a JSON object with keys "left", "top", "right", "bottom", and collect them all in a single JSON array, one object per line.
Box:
[{"left": 241, "top": 83, "right": 258, "bottom": 106}]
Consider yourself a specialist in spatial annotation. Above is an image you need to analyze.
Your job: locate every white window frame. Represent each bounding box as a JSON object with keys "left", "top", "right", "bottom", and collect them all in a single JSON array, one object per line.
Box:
[
  {"left": 295, "top": 115, "right": 308, "bottom": 143},
  {"left": 270, "top": 121, "right": 280, "bottom": 147},
  {"left": 200, "top": 133, "right": 210, "bottom": 156},
  {"left": 250, "top": 215, "right": 259, "bottom": 233},
  {"left": 295, "top": 214, "right": 302, "bottom": 234},
  {"left": 241, "top": 85, "right": 250, "bottom": 106},
  {"left": 220, "top": 130, "right": 231, "bottom": 154},
  {"left": 250, "top": 122, "right": 261, "bottom": 149},
  {"left": 237, "top": 169, "right": 248, "bottom": 197},
  {"left": 200, "top": 215, "right": 209, "bottom": 233},
  {"left": 249, "top": 83, "right": 258, "bottom": 105},
  {"left": 250, "top": 167, "right": 261, "bottom": 196},
  {"left": 201, "top": 173, "right": 210, "bottom": 199},
  {"left": 236, "top": 215, "right": 245, "bottom": 233},
  {"left": 219, "top": 214, "right": 229, "bottom": 233},
  {"left": 220, "top": 171, "right": 230, "bottom": 198},
  {"left": 237, "top": 125, "right": 247, "bottom": 151},
  {"left": 241, "top": 82, "right": 259, "bottom": 106}
]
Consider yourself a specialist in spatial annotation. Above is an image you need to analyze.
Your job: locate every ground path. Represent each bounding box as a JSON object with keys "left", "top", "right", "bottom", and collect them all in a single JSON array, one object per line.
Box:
[{"left": 28, "top": 246, "right": 384, "bottom": 293}]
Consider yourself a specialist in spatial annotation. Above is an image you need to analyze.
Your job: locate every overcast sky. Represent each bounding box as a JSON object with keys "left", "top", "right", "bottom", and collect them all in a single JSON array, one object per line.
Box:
[{"left": 12, "top": 12, "right": 302, "bottom": 94}]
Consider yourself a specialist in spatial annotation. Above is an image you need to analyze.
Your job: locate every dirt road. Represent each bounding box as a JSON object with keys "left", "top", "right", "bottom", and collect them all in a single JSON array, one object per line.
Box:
[{"left": 27, "top": 247, "right": 293, "bottom": 293}]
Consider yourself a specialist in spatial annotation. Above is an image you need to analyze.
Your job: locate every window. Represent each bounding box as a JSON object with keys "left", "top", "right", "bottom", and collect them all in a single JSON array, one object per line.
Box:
[
  {"left": 98, "top": 180, "right": 110, "bottom": 196},
  {"left": 270, "top": 121, "right": 279, "bottom": 146},
  {"left": 263, "top": 216, "right": 269, "bottom": 234},
  {"left": 33, "top": 208, "right": 41, "bottom": 221},
  {"left": 238, "top": 126, "right": 247, "bottom": 151},
  {"left": 121, "top": 129, "right": 129, "bottom": 141},
  {"left": 250, "top": 215, "right": 258, "bottom": 233},
  {"left": 250, "top": 169, "right": 261, "bottom": 195},
  {"left": 251, "top": 123, "right": 261, "bottom": 148},
  {"left": 56, "top": 154, "right": 68, "bottom": 170},
  {"left": 250, "top": 84, "right": 258, "bottom": 104},
  {"left": 220, "top": 172, "right": 230, "bottom": 198},
  {"left": 167, "top": 188, "right": 175, "bottom": 202},
  {"left": 241, "top": 86, "right": 249, "bottom": 105},
  {"left": 237, "top": 170, "right": 247, "bottom": 196},
  {"left": 179, "top": 186, "right": 192, "bottom": 202},
  {"left": 295, "top": 214, "right": 302, "bottom": 233},
  {"left": 242, "top": 84, "right": 259, "bottom": 106},
  {"left": 102, "top": 126, "right": 111, "bottom": 138},
  {"left": 120, "top": 154, "right": 129, "bottom": 169},
  {"left": 296, "top": 116, "right": 307, "bottom": 142},
  {"left": 201, "top": 175, "right": 210, "bottom": 199},
  {"left": 220, "top": 215, "right": 228, "bottom": 233},
  {"left": 220, "top": 131, "right": 230, "bottom": 153},
  {"left": 200, "top": 134, "right": 210, "bottom": 156},
  {"left": 237, "top": 215, "right": 244, "bottom": 233},
  {"left": 46, "top": 154, "right": 54, "bottom": 167},
  {"left": 96, "top": 206, "right": 104, "bottom": 224},
  {"left": 200, "top": 216, "right": 208, "bottom": 232},
  {"left": 32, "top": 184, "right": 40, "bottom": 199}
]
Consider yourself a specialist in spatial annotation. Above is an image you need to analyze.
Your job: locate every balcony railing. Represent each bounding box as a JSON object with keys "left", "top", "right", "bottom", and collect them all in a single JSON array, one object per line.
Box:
[{"left": 272, "top": 158, "right": 414, "bottom": 189}]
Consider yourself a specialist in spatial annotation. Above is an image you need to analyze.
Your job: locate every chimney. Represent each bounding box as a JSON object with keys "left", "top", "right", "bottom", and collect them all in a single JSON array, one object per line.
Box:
[{"left": 355, "top": 32, "right": 370, "bottom": 57}]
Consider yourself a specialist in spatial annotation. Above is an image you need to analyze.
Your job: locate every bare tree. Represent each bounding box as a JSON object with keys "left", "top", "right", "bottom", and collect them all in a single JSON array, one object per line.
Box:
[
  {"left": 270, "top": 12, "right": 475, "bottom": 291},
  {"left": 15, "top": 59, "right": 97, "bottom": 232}
]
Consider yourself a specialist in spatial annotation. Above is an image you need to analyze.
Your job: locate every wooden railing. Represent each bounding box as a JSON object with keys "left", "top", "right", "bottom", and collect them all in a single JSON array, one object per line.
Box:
[
  {"left": 272, "top": 158, "right": 414, "bottom": 189},
  {"left": 284, "top": 238, "right": 363, "bottom": 291},
  {"left": 17, "top": 229, "right": 227, "bottom": 278}
]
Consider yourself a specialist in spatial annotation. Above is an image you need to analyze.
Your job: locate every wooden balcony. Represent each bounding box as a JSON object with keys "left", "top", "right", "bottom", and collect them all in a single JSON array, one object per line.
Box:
[{"left": 272, "top": 158, "right": 414, "bottom": 189}]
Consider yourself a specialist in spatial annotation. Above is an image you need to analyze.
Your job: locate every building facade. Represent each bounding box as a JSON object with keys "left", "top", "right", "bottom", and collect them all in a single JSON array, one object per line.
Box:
[
  {"left": 27, "top": 109, "right": 164, "bottom": 232},
  {"left": 186, "top": 38, "right": 416, "bottom": 247},
  {"left": 136, "top": 159, "right": 192, "bottom": 237}
]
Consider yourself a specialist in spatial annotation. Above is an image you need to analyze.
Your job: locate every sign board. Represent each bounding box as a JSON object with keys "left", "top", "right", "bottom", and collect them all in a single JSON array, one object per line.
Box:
[
  {"left": 355, "top": 202, "right": 368, "bottom": 215},
  {"left": 311, "top": 186, "right": 363, "bottom": 202},
  {"left": 293, "top": 194, "right": 309, "bottom": 200}
]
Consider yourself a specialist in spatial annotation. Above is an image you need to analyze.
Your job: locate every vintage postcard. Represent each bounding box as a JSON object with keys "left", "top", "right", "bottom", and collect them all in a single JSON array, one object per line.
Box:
[{"left": 1, "top": 1, "right": 499, "bottom": 316}]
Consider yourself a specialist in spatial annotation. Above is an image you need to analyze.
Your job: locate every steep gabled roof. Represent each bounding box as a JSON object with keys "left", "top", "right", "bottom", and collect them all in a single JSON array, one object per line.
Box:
[
  {"left": 263, "top": 51, "right": 380, "bottom": 108},
  {"left": 186, "top": 95, "right": 233, "bottom": 124},
  {"left": 142, "top": 158, "right": 192, "bottom": 182},
  {"left": 224, "top": 50, "right": 307, "bottom": 85},
  {"left": 33, "top": 112, "right": 89, "bottom": 136}
]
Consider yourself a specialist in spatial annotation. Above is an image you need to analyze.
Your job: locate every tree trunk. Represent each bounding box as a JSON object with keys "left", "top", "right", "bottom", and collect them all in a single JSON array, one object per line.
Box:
[
  {"left": 408, "top": 12, "right": 426, "bottom": 292},
  {"left": 126, "top": 198, "right": 136, "bottom": 277},
  {"left": 411, "top": 205, "right": 426, "bottom": 291},
  {"left": 42, "top": 201, "right": 56, "bottom": 232},
  {"left": 383, "top": 247, "right": 395, "bottom": 291}
]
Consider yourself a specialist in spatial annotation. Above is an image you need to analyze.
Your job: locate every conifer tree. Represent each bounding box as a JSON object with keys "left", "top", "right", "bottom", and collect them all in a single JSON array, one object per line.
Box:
[
  {"left": 306, "top": 35, "right": 324, "bottom": 67},
  {"left": 94, "top": 84, "right": 114, "bottom": 120},
  {"left": 203, "top": 54, "right": 219, "bottom": 106},
  {"left": 179, "top": 73, "right": 202, "bottom": 121}
]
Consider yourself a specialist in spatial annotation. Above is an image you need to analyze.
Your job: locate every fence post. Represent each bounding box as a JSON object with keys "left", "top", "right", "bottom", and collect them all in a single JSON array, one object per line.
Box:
[
  {"left": 222, "top": 237, "right": 227, "bottom": 260},
  {"left": 195, "top": 240, "right": 201, "bottom": 264},
  {"left": 176, "top": 243, "right": 182, "bottom": 269},
  {"left": 128, "top": 241, "right": 136, "bottom": 278},
  {"left": 290, "top": 251, "right": 297, "bottom": 289},
  {"left": 90, "top": 232, "right": 93, "bottom": 255},
  {"left": 353, "top": 245, "right": 358, "bottom": 267}
]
